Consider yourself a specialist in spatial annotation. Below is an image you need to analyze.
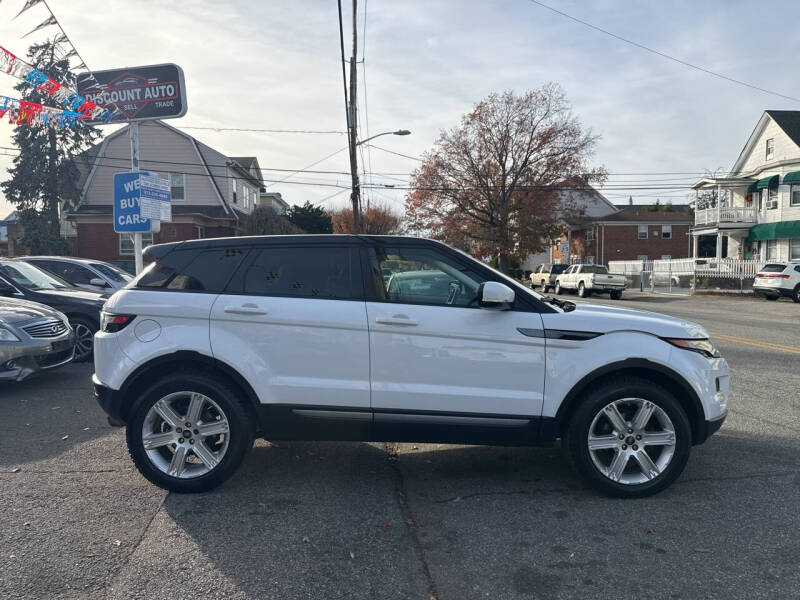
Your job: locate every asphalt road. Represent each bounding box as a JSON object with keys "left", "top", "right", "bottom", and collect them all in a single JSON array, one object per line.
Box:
[{"left": 1, "top": 293, "right": 799, "bottom": 599}]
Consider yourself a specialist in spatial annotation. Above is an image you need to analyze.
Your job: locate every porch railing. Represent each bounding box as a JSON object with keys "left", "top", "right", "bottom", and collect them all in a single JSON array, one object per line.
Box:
[{"left": 695, "top": 205, "right": 758, "bottom": 226}]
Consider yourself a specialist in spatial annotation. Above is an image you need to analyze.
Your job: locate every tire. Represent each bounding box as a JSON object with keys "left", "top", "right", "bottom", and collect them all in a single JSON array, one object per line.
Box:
[
  {"left": 541, "top": 279, "right": 548, "bottom": 293},
  {"left": 792, "top": 285, "right": 800, "bottom": 304},
  {"left": 764, "top": 295, "right": 778, "bottom": 301},
  {"left": 610, "top": 290, "right": 622, "bottom": 300},
  {"left": 69, "top": 317, "right": 97, "bottom": 362},
  {"left": 563, "top": 376, "right": 691, "bottom": 498},
  {"left": 555, "top": 282, "right": 563, "bottom": 295},
  {"left": 578, "top": 282, "right": 588, "bottom": 298},
  {"left": 126, "top": 372, "right": 255, "bottom": 493}
]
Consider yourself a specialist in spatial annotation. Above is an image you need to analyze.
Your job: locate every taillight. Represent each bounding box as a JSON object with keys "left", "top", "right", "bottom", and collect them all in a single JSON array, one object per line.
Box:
[
  {"left": 757, "top": 273, "right": 789, "bottom": 278},
  {"left": 101, "top": 312, "right": 135, "bottom": 333}
]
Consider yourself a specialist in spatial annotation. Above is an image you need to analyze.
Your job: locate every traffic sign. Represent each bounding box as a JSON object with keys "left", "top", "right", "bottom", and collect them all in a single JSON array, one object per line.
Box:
[
  {"left": 113, "top": 172, "right": 171, "bottom": 233},
  {"left": 76, "top": 63, "right": 187, "bottom": 124}
]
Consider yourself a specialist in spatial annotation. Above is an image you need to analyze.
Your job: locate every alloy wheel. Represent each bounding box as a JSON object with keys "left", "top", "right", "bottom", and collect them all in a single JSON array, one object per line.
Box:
[
  {"left": 141, "top": 391, "right": 230, "bottom": 479},
  {"left": 587, "top": 397, "right": 676, "bottom": 485},
  {"left": 73, "top": 323, "right": 94, "bottom": 360}
]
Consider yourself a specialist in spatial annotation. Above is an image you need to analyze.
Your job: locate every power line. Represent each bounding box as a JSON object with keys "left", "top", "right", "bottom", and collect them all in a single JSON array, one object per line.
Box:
[
  {"left": 527, "top": 0, "right": 800, "bottom": 104},
  {"left": 366, "top": 143, "right": 424, "bottom": 162},
  {"left": 181, "top": 126, "right": 346, "bottom": 134}
]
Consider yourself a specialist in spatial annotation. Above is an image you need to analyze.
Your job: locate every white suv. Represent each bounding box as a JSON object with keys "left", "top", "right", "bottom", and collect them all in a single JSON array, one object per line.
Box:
[
  {"left": 753, "top": 262, "right": 800, "bottom": 302},
  {"left": 93, "top": 236, "right": 729, "bottom": 498}
]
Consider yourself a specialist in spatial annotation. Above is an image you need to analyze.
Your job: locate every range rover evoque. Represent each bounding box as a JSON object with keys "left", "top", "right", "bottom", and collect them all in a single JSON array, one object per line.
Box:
[{"left": 92, "top": 235, "right": 729, "bottom": 497}]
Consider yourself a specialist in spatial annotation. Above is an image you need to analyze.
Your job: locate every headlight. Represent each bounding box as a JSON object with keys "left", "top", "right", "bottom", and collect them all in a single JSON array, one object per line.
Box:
[
  {"left": 664, "top": 338, "right": 721, "bottom": 359},
  {"left": 0, "top": 327, "right": 20, "bottom": 342}
]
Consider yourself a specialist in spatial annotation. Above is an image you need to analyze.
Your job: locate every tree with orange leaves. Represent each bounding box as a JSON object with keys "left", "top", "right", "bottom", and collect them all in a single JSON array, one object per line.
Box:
[
  {"left": 404, "top": 85, "right": 605, "bottom": 273},
  {"left": 330, "top": 204, "right": 402, "bottom": 235}
]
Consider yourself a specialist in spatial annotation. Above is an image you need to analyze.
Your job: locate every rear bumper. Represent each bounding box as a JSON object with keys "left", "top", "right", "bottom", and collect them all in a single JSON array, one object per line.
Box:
[
  {"left": 753, "top": 285, "right": 792, "bottom": 298},
  {"left": 92, "top": 373, "right": 126, "bottom": 423}
]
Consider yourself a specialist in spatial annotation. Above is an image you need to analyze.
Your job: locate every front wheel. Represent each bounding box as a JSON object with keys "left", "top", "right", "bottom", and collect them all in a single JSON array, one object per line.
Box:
[
  {"left": 564, "top": 376, "right": 691, "bottom": 498},
  {"left": 126, "top": 372, "right": 255, "bottom": 493},
  {"left": 69, "top": 317, "right": 97, "bottom": 362},
  {"left": 792, "top": 285, "right": 800, "bottom": 304},
  {"left": 578, "top": 282, "right": 588, "bottom": 298}
]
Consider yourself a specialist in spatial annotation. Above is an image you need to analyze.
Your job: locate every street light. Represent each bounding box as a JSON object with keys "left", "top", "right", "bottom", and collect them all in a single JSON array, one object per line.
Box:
[
  {"left": 356, "top": 129, "right": 411, "bottom": 147},
  {"left": 349, "top": 129, "right": 410, "bottom": 233}
]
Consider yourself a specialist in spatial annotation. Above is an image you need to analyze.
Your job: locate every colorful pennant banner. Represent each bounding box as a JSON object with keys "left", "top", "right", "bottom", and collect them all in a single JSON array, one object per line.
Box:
[
  {"left": 0, "top": 94, "right": 82, "bottom": 128},
  {"left": 0, "top": 43, "right": 119, "bottom": 123}
]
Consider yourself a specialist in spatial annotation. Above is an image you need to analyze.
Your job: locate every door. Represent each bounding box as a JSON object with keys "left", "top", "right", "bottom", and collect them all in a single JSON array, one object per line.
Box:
[
  {"left": 209, "top": 244, "right": 371, "bottom": 438},
  {"left": 364, "top": 245, "right": 546, "bottom": 444}
]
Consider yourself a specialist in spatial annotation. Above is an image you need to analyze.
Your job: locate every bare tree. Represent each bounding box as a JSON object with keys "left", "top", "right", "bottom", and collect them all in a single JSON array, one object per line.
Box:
[
  {"left": 405, "top": 85, "right": 605, "bottom": 272},
  {"left": 241, "top": 205, "right": 303, "bottom": 235}
]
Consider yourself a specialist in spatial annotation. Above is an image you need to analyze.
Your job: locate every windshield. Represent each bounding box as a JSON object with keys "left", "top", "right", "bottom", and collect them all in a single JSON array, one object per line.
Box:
[
  {"left": 90, "top": 262, "right": 133, "bottom": 283},
  {"left": 0, "top": 261, "right": 72, "bottom": 291}
]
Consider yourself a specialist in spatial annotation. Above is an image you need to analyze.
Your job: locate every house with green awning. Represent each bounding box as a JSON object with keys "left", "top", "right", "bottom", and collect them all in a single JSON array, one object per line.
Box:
[{"left": 691, "top": 110, "right": 800, "bottom": 263}]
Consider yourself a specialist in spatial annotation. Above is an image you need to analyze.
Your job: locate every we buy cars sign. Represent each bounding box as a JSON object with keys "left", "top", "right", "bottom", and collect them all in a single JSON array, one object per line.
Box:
[{"left": 76, "top": 63, "right": 187, "bottom": 124}]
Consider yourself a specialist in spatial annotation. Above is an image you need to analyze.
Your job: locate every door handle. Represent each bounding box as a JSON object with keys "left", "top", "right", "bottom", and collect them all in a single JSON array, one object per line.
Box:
[
  {"left": 375, "top": 314, "right": 418, "bottom": 326},
  {"left": 223, "top": 303, "right": 267, "bottom": 316}
]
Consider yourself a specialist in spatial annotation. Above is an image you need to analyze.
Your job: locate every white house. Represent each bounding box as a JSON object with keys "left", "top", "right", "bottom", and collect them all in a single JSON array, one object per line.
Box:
[{"left": 692, "top": 110, "right": 800, "bottom": 262}]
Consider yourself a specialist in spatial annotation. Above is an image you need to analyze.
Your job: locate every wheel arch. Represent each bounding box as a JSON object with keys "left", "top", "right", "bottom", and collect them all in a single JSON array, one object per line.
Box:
[
  {"left": 115, "top": 351, "right": 261, "bottom": 426},
  {"left": 548, "top": 358, "right": 705, "bottom": 445}
]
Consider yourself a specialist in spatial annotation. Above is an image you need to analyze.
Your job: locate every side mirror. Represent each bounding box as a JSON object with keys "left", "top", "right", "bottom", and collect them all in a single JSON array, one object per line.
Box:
[
  {"left": 478, "top": 281, "right": 515, "bottom": 310},
  {"left": 89, "top": 278, "right": 109, "bottom": 288}
]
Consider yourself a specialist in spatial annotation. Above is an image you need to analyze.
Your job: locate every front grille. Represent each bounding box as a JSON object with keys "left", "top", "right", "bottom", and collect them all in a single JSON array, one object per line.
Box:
[{"left": 23, "top": 319, "right": 68, "bottom": 339}]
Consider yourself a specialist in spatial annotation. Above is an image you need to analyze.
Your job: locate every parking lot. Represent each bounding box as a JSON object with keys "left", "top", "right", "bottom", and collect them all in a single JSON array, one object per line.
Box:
[{"left": 2, "top": 293, "right": 799, "bottom": 600}]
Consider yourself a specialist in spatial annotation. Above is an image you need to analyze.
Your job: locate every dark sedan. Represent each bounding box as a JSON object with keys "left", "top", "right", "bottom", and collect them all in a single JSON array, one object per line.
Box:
[{"left": 0, "top": 259, "right": 107, "bottom": 362}]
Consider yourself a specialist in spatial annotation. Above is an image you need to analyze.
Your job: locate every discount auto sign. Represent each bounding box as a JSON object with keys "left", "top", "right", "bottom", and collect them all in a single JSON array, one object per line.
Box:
[{"left": 76, "top": 63, "right": 187, "bottom": 124}]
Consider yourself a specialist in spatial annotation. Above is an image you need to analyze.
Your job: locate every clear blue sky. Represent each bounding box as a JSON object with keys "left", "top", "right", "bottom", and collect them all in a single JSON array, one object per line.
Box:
[{"left": 2, "top": 0, "right": 799, "bottom": 218}]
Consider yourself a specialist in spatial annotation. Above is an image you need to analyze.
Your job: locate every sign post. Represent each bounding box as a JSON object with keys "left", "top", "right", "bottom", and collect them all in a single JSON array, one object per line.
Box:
[{"left": 78, "top": 63, "right": 186, "bottom": 273}]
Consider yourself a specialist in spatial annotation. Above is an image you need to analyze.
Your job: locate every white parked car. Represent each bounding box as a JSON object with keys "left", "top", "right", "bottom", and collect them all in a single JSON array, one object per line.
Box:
[
  {"left": 93, "top": 236, "right": 728, "bottom": 498},
  {"left": 753, "top": 262, "right": 800, "bottom": 302},
  {"left": 555, "top": 264, "right": 626, "bottom": 299}
]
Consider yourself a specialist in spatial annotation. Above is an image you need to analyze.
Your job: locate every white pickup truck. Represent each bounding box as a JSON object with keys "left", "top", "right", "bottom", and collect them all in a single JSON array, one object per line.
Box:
[{"left": 554, "top": 264, "right": 626, "bottom": 299}]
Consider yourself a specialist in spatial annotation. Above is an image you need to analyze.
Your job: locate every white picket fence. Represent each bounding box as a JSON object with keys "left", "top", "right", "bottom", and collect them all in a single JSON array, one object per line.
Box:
[{"left": 609, "top": 258, "right": 765, "bottom": 279}]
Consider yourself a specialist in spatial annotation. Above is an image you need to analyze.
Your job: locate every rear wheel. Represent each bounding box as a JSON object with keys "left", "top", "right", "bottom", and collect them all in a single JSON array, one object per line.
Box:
[
  {"left": 555, "top": 282, "right": 563, "bottom": 295},
  {"left": 564, "top": 376, "right": 691, "bottom": 498},
  {"left": 764, "top": 295, "right": 778, "bottom": 301},
  {"left": 541, "top": 279, "right": 548, "bottom": 292},
  {"left": 610, "top": 290, "right": 622, "bottom": 300},
  {"left": 126, "top": 372, "right": 255, "bottom": 493},
  {"left": 69, "top": 317, "right": 97, "bottom": 362}
]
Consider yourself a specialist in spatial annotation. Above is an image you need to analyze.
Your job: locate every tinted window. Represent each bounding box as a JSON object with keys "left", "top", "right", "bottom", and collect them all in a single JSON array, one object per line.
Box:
[
  {"left": 761, "top": 264, "right": 787, "bottom": 273},
  {"left": 166, "top": 249, "right": 247, "bottom": 292},
  {"left": 229, "top": 246, "right": 358, "bottom": 299},
  {"left": 90, "top": 262, "right": 132, "bottom": 283},
  {"left": 551, "top": 265, "right": 568, "bottom": 274},
  {"left": 131, "top": 249, "right": 202, "bottom": 289},
  {"left": 60, "top": 263, "right": 96, "bottom": 285}
]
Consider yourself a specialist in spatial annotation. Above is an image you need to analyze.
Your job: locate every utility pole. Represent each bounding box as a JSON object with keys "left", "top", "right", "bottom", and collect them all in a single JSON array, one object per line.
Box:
[{"left": 347, "top": 0, "right": 361, "bottom": 233}]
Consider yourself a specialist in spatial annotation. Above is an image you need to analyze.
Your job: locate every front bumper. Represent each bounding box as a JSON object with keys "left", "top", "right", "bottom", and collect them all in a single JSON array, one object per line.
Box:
[
  {"left": 696, "top": 411, "right": 727, "bottom": 444},
  {"left": 0, "top": 334, "right": 75, "bottom": 382}
]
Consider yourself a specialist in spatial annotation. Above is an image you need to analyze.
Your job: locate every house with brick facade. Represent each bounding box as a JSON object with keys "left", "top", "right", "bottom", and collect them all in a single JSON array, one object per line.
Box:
[
  {"left": 65, "top": 120, "right": 263, "bottom": 271},
  {"left": 550, "top": 203, "right": 693, "bottom": 265}
]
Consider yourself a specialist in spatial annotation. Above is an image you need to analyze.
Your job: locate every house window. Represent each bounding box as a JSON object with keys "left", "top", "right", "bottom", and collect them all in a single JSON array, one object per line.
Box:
[
  {"left": 231, "top": 178, "right": 237, "bottom": 204},
  {"left": 766, "top": 239, "right": 778, "bottom": 260},
  {"left": 767, "top": 188, "right": 778, "bottom": 210},
  {"left": 119, "top": 232, "right": 154, "bottom": 255},
  {"left": 766, "top": 138, "right": 774, "bottom": 161},
  {"left": 791, "top": 185, "right": 800, "bottom": 207},
  {"left": 637, "top": 225, "right": 648, "bottom": 239},
  {"left": 584, "top": 228, "right": 594, "bottom": 242},
  {"left": 662, "top": 225, "right": 672, "bottom": 239},
  {"left": 169, "top": 173, "right": 185, "bottom": 201},
  {"left": 586, "top": 256, "right": 595, "bottom": 265},
  {"left": 196, "top": 226, "right": 205, "bottom": 239},
  {"left": 790, "top": 239, "right": 800, "bottom": 261},
  {"left": 661, "top": 255, "right": 672, "bottom": 260},
  {"left": 637, "top": 255, "right": 648, "bottom": 262}
]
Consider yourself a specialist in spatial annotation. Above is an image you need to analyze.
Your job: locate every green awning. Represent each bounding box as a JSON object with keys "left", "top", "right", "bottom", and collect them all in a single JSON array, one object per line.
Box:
[
  {"left": 747, "top": 181, "right": 759, "bottom": 193},
  {"left": 783, "top": 171, "right": 800, "bottom": 184},
  {"left": 747, "top": 220, "right": 800, "bottom": 241},
  {"left": 755, "top": 175, "right": 779, "bottom": 190}
]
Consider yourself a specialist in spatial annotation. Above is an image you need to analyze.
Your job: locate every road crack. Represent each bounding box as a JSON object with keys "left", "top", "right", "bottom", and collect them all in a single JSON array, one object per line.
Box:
[{"left": 383, "top": 442, "right": 440, "bottom": 600}]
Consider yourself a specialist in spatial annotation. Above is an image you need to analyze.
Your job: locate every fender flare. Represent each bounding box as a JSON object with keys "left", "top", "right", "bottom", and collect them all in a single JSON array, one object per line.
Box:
[{"left": 544, "top": 358, "right": 707, "bottom": 444}]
